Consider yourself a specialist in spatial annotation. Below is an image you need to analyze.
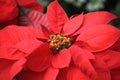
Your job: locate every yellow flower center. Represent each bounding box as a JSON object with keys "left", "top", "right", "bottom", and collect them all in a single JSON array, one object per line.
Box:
[{"left": 48, "top": 34, "right": 71, "bottom": 51}]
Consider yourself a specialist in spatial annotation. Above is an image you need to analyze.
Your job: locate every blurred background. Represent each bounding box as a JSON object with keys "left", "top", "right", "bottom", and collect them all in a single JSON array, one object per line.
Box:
[{"left": 37, "top": 0, "right": 120, "bottom": 28}]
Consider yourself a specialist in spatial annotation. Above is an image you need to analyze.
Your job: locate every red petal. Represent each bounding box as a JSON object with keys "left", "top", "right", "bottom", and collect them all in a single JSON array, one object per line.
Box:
[
  {"left": 17, "top": 70, "right": 45, "bottom": 80},
  {"left": 79, "top": 11, "right": 117, "bottom": 33},
  {"left": 41, "top": 24, "right": 51, "bottom": 38},
  {"left": 74, "top": 41, "right": 95, "bottom": 59},
  {"left": 52, "top": 49, "right": 71, "bottom": 68},
  {"left": 16, "top": 39, "right": 43, "bottom": 56},
  {"left": 95, "top": 50, "right": 120, "bottom": 69},
  {"left": 63, "top": 13, "right": 84, "bottom": 35},
  {"left": 26, "top": 43, "right": 52, "bottom": 72},
  {"left": 69, "top": 45, "right": 97, "bottom": 79},
  {"left": 17, "top": 0, "right": 44, "bottom": 12},
  {"left": 0, "top": 58, "right": 26, "bottom": 80},
  {"left": 67, "top": 67, "right": 90, "bottom": 80},
  {"left": 0, "top": 45, "right": 25, "bottom": 60},
  {"left": 111, "top": 67, "right": 120, "bottom": 80},
  {"left": 0, "top": 0, "right": 18, "bottom": 22},
  {"left": 83, "top": 11, "right": 117, "bottom": 26},
  {"left": 37, "top": 29, "right": 49, "bottom": 40},
  {"left": 57, "top": 68, "right": 67, "bottom": 80},
  {"left": 46, "top": 0, "right": 68, "bottom": 33},
  {"left": 44, "top": 67, "right": 59, "bottom": 80},
  {"left": 10, "top": 58, "right": 26, "bottom": 78},
  {"left": 95, "top": 50, "right": 120, "bottom": 80},
  {"left": 77, "top": 24, "right": 120, "bottom": 52},
  {"left": 110, "top": 39, "right": 120, "bottom": 52},
  {"left": 0, "top": 18, "right": 18, "bottom": 28},
  {"left": 91, "top": 58, "right": 111, "bottom": 80},
  {"left": 0, "top": 25, "right": 41, "bottom": 44},
  {"left": 19, "top": 10, "right": 48, "bottom": 29}
]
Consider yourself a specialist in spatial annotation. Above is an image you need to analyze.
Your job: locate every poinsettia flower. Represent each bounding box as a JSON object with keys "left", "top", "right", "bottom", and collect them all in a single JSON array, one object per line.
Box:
[
  {"left": 16, "top": 0, "right": 120, "bottom": 80},
  {"left": 0, "top": 0, "right": 43, "bottom": 27},
  {"left": 0, "top": 0, "right": 119, "bottom": 80}
]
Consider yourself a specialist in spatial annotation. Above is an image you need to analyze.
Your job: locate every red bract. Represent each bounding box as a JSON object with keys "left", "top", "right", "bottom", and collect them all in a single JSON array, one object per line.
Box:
[
  {"left": 110, "top": 38, "right": 120, "bottom": 52},
  {"left": 0, "top": 0, "right": 43, "bottom": 27},
  {"left": 16, "top": 0, "right": 120, "bottom": 80},
  {"left": 18, "top": 9, "right": 48, "bottom": 29},
  {"left": 0, "top": 25, "right": 44, "bottom": 80}
]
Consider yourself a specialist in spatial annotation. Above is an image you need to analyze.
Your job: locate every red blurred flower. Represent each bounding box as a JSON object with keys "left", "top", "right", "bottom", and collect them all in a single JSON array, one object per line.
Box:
[
  {"left": 15, "top": 0, "right": 120, "bottom": 80},
  {"left": 0, "top": 0, "right": 43, "bottom": 27}
]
